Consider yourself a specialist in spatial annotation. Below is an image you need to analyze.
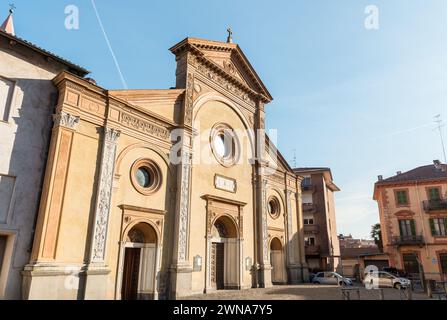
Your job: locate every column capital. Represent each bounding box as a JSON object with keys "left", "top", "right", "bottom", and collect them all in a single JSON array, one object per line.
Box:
[
  {"left": 104, "top": 127, "right": 121, "bottom": 143},
  {"left": 53, "top": 111, "right": 80, "bottom": 130}
]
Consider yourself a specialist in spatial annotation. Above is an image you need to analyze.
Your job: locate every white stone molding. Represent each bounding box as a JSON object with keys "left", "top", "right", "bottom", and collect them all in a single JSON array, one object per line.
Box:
[
  {"left": 177, "top": 150, "right": 192, "bottom": 262},
  {"left": 285, "top": 190, "right": 295, "bottom": 264},
  {"left": 91, "top": 127, "right": 121, "bottom": 262},
  {"left": 53, "top": 111, "right": 80, "bottom": 130},
  {"left": 261, "top": 179, "right": 269, "bottom": 262}
]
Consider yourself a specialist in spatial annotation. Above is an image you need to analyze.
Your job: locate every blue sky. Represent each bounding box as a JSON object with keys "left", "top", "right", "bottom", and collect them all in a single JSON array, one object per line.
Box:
[{"left": 5, "top": 0, "right": 447, "bottom": 238}]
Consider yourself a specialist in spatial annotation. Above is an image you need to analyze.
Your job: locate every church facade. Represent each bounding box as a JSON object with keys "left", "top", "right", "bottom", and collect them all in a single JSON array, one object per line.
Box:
[{"left": 17, "top": 37, "right": 309, "bottom": 300}]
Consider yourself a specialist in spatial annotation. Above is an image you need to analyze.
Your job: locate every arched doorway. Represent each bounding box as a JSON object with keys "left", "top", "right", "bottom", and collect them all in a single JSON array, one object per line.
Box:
[
  {"left": 270, "top": 237, "right": 287, "bottom": 284},
  {"left": 121, "top": 223, "right": 158, "bottom": 300},
  {"left": 210, "top": 216, "right": 239, "bottom": 290}
]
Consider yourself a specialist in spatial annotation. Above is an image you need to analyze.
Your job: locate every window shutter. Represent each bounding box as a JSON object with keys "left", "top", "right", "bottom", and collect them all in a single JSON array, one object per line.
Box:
[
  {"left": 429, "top": 219, "right": 436, "bottom": 236},
  {"left": 444, "top": 218, "right": 447, "bottom": 234},
  {"left": 399, "top": 220, "right": 404, "bottom": 236},
  {"left": 410, "top": 220, "right": 416, "bottom": 236}
]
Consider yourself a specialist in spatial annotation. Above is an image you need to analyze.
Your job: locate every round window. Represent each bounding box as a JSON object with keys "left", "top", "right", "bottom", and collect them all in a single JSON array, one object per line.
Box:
[
  {"left": 268, "top": 197, "right": 281, "bottom": 219},
  {"left": 213, "top": 132, "right": 232, "bottom": 158},
  {"left": 130, "top": 159, "right": 162, "bottom": 195},
  {"left": 136, "top": 167, "right": 151, "bottom": 188},
  {"left": 210, "top": 124, "right": 239, "bottom": 167}
]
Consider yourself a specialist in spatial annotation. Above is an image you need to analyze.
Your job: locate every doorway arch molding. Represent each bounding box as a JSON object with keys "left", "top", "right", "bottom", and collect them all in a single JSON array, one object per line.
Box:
[
  {"left": 201, "top": 195, "right": 247, "bottom": 293},
  {"left": 115, "top": 205, "right": 166, "bottom": 300}
]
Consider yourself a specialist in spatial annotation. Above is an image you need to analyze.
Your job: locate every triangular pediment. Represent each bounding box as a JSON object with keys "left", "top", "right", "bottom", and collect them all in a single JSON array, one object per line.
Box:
[{"left": 170, "top": 38, "right": 272, "bottom": 102}]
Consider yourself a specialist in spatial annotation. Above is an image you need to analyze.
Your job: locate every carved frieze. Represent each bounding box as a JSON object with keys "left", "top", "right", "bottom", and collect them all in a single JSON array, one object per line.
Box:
[{"left": 120, "top": 112, "right": 170, "bottom": 140}]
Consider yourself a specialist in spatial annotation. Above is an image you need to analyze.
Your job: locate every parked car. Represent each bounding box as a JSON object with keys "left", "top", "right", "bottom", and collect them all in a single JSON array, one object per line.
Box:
[
  {"left": 382, "top": 267, "right": 408, "bottom": 278},
  {"left": 363, "top": 271, "right": 411, "bottom": 289},
  {"left": 312, "top": 272, "right": 353, "bottom": 286}
]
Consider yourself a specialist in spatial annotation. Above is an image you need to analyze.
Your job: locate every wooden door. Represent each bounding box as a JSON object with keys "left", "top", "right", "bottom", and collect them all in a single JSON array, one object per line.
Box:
[
  {"left": 271, "top": 250, "right": 286, "bottom": 283},
  {"left": 211, "top": 242, "right": 225, "bottom": 290},
  {"left": 121, "top": 248, "right": 141, "bottom": 300}
]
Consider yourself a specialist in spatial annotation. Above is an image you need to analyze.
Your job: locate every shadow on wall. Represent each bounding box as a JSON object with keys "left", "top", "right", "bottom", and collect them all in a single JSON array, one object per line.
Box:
[{"left": 3, "top": 77, "right": 58, "bottom": 299}]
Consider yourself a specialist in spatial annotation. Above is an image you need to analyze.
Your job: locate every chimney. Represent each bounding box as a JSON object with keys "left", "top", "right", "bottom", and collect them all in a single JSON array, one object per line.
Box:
[
  {"left": 377, "top": 175, "right": 383, "bottom": 181},
  {"left": 396, "top": 171, "right": 402, "bottom": 175},
  {"left": 433, "top": 160, "right": 446, "bottom": 172}
]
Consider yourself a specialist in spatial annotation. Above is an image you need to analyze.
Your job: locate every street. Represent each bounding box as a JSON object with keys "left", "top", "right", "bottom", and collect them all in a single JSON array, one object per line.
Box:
[{"left": 184, "top": 284, "right": 434, "bottom": 300}]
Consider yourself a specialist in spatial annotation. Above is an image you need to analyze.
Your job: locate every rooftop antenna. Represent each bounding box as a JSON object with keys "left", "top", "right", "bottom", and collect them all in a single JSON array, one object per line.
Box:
[
  {"left": 434, "top": 115, "right": 447, "bottom": 163},
  {"left": 292, "top": 149, "right": 297, "bottom": 168}
]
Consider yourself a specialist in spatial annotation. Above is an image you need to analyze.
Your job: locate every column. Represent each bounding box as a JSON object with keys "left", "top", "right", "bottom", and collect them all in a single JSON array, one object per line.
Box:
[
  {"left": 169, "top": 148, "right": 193, "bottom": 298},
  {"left": 23, "top": 111, "right": 80, "bottom": 299},
  {"left": 83, "top": 126, "right": 120, "bottom": 299},
  {"left": 257, "top": 176, "right": 273, "bottom": 288},
  {"left": 254, "top": 100, "right": 272, "bottom": 288}
]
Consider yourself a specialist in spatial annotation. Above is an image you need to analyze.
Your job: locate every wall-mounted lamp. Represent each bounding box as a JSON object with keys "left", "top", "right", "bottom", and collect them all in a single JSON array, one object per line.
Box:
[
  {"left": 245, "top": 257, "right": 252, "bottom": 271},
  {"left": 193, "top": 255, "right": 202, "bottom": 272}
]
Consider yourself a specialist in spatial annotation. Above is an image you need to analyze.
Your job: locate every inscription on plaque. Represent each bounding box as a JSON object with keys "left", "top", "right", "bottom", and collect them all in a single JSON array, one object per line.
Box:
[{"left": 214, "top": 174, "right": 237, "bottom": 193}]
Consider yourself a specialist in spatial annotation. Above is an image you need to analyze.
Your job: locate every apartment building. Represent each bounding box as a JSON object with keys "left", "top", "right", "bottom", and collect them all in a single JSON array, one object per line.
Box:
[
  {"left": 373, "top": 160, "right": 447, "bottom": 281},
  {"left": 294, "top": 168, "right": 341, "bottom": 272}
]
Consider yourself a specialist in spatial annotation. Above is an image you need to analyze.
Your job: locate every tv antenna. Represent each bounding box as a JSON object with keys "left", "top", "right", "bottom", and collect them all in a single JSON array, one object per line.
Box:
[{"left": 434, "top": 114, "right": 447, "bottom": 163}]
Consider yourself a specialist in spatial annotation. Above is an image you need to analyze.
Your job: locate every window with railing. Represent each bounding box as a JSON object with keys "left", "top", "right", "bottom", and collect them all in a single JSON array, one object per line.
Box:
[
  {"left": 430, "top": 218, "right": 447, "bottom": 236},
  {"left": 399, "top": 219, "right": 416, "bottom": 237}
]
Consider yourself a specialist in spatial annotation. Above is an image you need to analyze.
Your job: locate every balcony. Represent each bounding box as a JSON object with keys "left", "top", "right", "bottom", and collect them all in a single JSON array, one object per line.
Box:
[
  {"left": 423, "top": 199, "right": 447, "bottom": 212},
  {"left": 303, "top": 203, "right": 317, "bottom": 213},
  {"left": 301, "top": 184, "right": 315, "bottom": 192},
  {"left": 304, "top": 224, "right": 319, "bottom": 234},
  {"left": 391, "top": 235, "right": 424, "bottom": 246},
  {"left": 305, "top": 245, "right": 320, "bottom": 255}
]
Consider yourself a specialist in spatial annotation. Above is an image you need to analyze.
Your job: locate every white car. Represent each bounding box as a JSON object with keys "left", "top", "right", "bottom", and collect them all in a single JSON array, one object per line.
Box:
[
  {"left": 363, "top": 271, "right": 411, "bottom": 289},
  {"left": 312, "top": 272, "right": 353, "bottom": 286}
]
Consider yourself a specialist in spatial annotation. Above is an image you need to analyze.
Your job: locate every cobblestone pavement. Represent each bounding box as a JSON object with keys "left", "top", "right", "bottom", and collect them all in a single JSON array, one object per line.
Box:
[{"left": 184, "top": 284, "right": 434, "bottom": 300}]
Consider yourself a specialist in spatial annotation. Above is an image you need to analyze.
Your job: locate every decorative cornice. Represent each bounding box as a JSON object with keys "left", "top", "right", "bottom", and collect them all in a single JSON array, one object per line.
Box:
[
  {"left": 118, "top": 204, "right": 167, "bottom": 215},
  {"left": 201, "top": 194, "right": 247, "bottom": 207}
]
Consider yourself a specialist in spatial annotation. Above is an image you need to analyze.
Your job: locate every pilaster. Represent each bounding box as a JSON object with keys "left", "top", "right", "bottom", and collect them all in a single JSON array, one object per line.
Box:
[{"left": 83, "top": 126, "right": 120, "bottom": 299}]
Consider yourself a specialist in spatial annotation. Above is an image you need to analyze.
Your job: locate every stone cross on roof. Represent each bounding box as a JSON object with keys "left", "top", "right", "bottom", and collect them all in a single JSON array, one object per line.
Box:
[
  {"left": 9, "top": 3, "right": 16, "bottom": 14},
  {"left": 226, "top": 27, "right": 233, "bottom": 43}
]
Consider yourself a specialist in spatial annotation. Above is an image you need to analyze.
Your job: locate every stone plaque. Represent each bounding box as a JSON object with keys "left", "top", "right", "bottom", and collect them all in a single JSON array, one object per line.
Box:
[{"left": 214, "top": 174, "right": 236, "bottom": 193}]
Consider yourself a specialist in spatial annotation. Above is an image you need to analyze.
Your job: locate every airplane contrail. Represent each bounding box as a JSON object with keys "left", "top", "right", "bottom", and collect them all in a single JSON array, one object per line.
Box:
[
  {"left": 368, "top": 122, "right": 433, "bottom": 141},
  {"left": 91, "top": 0, "right": 128, "bottom": 89}
]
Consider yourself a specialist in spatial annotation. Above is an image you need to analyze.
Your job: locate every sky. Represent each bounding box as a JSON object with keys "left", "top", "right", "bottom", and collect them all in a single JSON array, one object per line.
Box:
[{"left": 4, "top": 0, "right": 447, "bottom": 239}]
